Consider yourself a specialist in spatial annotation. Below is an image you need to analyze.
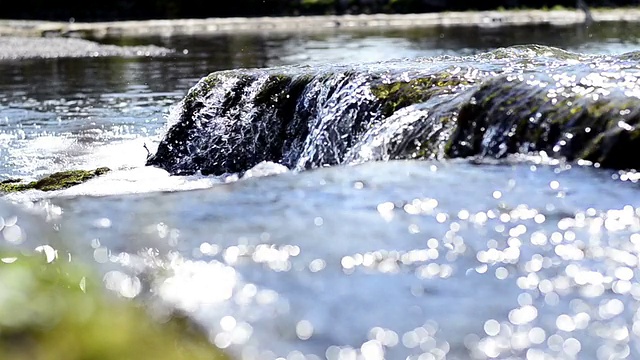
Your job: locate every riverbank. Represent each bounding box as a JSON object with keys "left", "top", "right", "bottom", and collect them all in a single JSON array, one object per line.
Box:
[{"left": 1, "top": 8, "right": 640, "bottom": 39}]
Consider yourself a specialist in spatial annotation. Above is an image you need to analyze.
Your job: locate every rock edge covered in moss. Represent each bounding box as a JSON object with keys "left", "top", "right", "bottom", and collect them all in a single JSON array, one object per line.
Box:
[
  {"left": 148, "top": 46, "right": 640, "bottom": 175},
  {"left": 0, "top": 167, "right": 111, "bottom": 193}
]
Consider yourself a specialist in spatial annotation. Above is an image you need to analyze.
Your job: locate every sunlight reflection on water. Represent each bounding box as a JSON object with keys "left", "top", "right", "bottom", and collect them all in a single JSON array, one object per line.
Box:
[{"left": 0, "top": 159, "right": 629, "bottom": 359}]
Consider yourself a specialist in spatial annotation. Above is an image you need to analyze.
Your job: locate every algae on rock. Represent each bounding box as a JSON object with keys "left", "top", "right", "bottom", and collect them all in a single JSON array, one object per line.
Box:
[
  {"left": 0, "top": 167, "right": 110, "bottom": 193},
  {"left": 370, "top": 74, "right": 471, "bottom": 117}
]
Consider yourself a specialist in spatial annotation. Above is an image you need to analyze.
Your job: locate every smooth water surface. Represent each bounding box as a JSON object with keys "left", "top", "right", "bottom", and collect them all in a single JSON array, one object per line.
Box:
[{"left": 2, "top": 21, "right": 640, "bottom": 359}]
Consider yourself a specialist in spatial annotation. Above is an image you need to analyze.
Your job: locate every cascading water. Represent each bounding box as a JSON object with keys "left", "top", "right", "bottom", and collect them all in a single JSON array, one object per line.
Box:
[{"left": 147, "top": 45, "right": 640, "bottom": 176}]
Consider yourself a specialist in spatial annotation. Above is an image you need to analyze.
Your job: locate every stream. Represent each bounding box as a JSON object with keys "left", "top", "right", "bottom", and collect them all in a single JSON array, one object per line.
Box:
[{"left": 2, "top": 22, "right": 640, "bottom": 359}]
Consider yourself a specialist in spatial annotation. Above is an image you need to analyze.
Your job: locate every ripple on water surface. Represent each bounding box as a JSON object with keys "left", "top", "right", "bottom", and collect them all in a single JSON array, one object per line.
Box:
[{"left": 5, "top": 159, "right": 633, "bottom": 360}]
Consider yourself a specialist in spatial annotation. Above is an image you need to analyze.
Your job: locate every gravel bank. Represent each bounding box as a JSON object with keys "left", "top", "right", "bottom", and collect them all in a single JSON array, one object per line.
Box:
[
  {"left": 2, "top": 9, "right": 640, "bottom": 39},
  {"left": 1, "top": 9, "right": 639, "bottom": 60},
  {"left": 0, "top": 36, "right": 172, "bottom": 60}
]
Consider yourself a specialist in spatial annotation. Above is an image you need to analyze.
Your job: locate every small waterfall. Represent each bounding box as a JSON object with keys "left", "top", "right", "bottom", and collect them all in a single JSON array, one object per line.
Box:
[
  {"left": 344, "top": 95, "right": 462, "bottom": 164},
  {"left": 147, "top": 45, "right": 640, "bottom": 175},
  {"left": 293, "top": 71, "right": 383, "bottom": 170}
]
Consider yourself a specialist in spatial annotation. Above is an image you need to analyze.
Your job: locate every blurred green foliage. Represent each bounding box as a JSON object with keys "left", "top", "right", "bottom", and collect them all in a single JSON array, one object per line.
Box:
[
  {"left": 0, "top": 250, "right": 228, "bottom": 360},
  {"left": 2, "top": 0, "right": 638, "bottom": 21}
]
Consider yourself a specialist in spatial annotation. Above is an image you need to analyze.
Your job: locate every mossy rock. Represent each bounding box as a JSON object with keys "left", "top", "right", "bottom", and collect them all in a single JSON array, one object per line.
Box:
[
  {"left": 371, "top": 75, "right": 471, "bottom": 117},
  {"left": 183, "top": 73, "right": 223, "bottom": 109},
  {"left": 0, "top": 167, "right": 110, "bottom": 193},
  {"left": 254, "top": 73, "right": 293, "bottom": 105},
  {"left": 0, "top": 250, "right": 227, "bottom": 360},
  {"left": 148, "top": 46, "right": 640, "bottom": 174}
]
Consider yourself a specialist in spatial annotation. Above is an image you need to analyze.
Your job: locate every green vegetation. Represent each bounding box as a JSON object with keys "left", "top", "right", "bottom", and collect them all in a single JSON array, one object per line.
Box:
[
  {"left": 300, "top": 0, "right": 338, "bottom": 14},
  {"left": 0, "top": 168, "right": 110, "bottom": 193},
  {"left": 0, "top": 249, "right": 227, "bottom": 360}
]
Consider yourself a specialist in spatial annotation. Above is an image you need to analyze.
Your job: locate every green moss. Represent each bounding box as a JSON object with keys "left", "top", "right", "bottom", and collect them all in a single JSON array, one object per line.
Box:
[
  {"left": 254, "top": 74, "right": 293, "bottom": 105},
  {"left": 371, "top": 75, "right": 470, "bottom": 117},
  {"left": 550, "top": 5, "right": 568, "bottom": 11},
  {"left": 578, "top": 118, "right": 640, "bottom": 168},
  {"left": 290, "top": 73, "right": 316, "bottom": 92},
  {"left": 300, "top": 0, "right": 335, "bottom": 7},
  {"left": 220, "top": 74, "right": 256, "bottom": 112},
  {"left": 579, "top": 132, "right": 606, "bottom": 161},
  {"left": 0, "top": 167, "right": 110, "bottom": 193},
  {"left": 410, "top": 113, "right": 457, "bottom": 159},
  {"left": 0, "top": 250, "right": 227, "bottom": 360},
  {"left": 442, "top": 70, "right": 640, "bottom": 167},
  {"left": 183, "top": 74, "right": 222, "bottom": 108},
  {"left": 299, "top": 0, "right": 336, "bottom": 14}
]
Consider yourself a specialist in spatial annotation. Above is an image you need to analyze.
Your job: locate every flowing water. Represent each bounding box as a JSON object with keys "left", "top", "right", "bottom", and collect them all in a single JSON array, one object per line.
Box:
[{"left": 2, "top": 22, "right": 640, "bottom": 360}]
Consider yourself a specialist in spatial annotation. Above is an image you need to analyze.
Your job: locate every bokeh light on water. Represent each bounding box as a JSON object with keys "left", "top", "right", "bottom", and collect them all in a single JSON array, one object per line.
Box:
[{"left": 6, "top": 158, "right": 627, "bottom": 359}]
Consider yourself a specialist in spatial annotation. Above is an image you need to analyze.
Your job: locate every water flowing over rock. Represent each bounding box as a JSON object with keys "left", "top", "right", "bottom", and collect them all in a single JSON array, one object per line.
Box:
[{"left": 147, "top": 45, "right": 640, "bottom": 175}]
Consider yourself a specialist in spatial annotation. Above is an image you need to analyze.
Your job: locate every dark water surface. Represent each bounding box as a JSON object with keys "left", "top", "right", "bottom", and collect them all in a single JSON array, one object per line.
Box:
[{"left": 2, "top": 22, "right": 640, "bottom": 360}]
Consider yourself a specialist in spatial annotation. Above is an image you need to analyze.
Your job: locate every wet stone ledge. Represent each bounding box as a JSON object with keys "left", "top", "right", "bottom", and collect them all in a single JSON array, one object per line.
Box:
[
  {"left": 0, "top": 168, "right": 111, "bottom": 193},
  {"left": 146, "top": 45, "right": 640, "bottom": 175}
]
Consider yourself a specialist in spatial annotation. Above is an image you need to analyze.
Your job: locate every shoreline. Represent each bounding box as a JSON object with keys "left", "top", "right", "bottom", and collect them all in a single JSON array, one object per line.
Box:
[{"left": 1, "top": 8, "right": 640, "bottom": 38}]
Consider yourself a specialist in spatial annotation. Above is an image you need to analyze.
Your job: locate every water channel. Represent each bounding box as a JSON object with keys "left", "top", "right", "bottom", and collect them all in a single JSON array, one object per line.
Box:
[{"left": 2, "top": 21, "right": 640, "bottom": 359}]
